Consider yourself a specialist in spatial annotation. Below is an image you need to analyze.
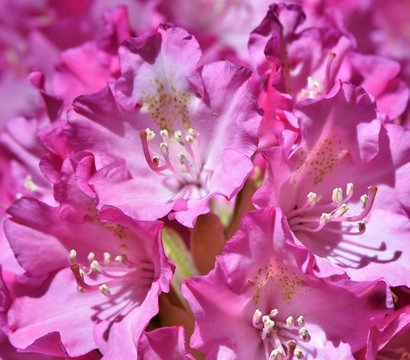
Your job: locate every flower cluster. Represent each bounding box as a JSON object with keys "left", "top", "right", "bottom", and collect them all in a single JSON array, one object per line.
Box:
[{"left": 0, "top": 1, "right": 409, "bottom": 359}]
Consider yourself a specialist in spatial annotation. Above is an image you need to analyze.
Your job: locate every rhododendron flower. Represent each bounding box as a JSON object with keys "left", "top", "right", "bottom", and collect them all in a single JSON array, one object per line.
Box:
[
  {"left": 249, "top": 2, "right": 409, "bottom": 141},
  {"left": 182, "top": 207, "right": 393, "bottom": 359},
  {"left": 253, "top": 82, "right": 410, "bottom": 286},
  {"left": 4, "top": 158, "right": 174, "bottom": 358},
  {"left": 67, "top": 24, "right": 261, "bottom": 227}
]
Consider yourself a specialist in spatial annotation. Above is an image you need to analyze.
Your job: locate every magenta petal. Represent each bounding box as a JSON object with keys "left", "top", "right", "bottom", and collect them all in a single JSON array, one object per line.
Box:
[
  {"left": 7, "top": 269, "right": 97, "bottom": 357},
  {"left": 138, "top": 326, "right": 195, "bottom": 359}
]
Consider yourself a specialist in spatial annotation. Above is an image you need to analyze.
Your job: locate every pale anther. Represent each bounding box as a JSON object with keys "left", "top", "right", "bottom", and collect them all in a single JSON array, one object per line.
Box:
[
  {"left": 307, "top": 192, "right": 318, "bottom": 204},
  {"left": 286, "top": 316, "right": 294, "bottom": 329},
  {"left": 297, "top": 315, "right": 304, "bottom": 327},
  {"left": 152, "top": 156, "right": 160, "bottom": 167},
  {"left": 177, "top": 153, "right": 186, "bottom": 164},
  {"left": 24, "top": 175, "right": 38, "bottom": 192},
  {"left": 174, "top": 130, "right": 184, "bottom": 144},
  {"left": 334, "top": 204, "right": 349, "bottom": 217},
  {"left": 77, "top": 285, "right": 84, "bottom": 292},
  {"left": 160, "top": 142, "right": 169, "bottom": 155},
  {"left": 332, "top": 187, "right": 343, "bottom": 203},
  {"left": 346, "top": 183, "right": 354, "bottom": 196},
  {"left": 99, "top": 284, "right": 111, "bottom": 296},
  {"left": 299, "top": 327, "right": 311, "bottom": 341},
  {"left": 115, "top": 255, "right": 127, "bottom": 266},
  {"left": 188, "top": 128, "right": 198, "bottom": 138},
  {"left": 253, "top": 309, "right": 262, "bottom": 327},
  {"left": 320, "top": 213, "right": 330, "bottom": 225},
  {"left": 90, "top": 260, "right": 103, "bottom": 274},
  {"left": 104, "top": 252, "right": 111, "bottom": 265},
  {"left": 295, "top": 349, "right": 303, "bottom": 359},
  {"left": 160, "top": 129, "right": 169, "bottom": 139},
  {"left": 358, "top": 220, "right": 366, "bottom": 232},
  {"left": 185, "top": 135, "right": 194, "bottom": 143},
  {"left": 361, "top": 194, "right": 368, "bottom": 209},
  {"left": 68, "top": 249, "right": 77, "bottom": 264},
  {"left": 87, "top": 252, "right": 95, "bottom": 263},
  {"left": 270, "top": 309, "right": 279, "bottom": 318},
  {"left": 262, "top": 315, "right": 275, "bottom": 334},
  {"left": 145, "top": 128, "right": 156, "bottom": 143},
  {"left": 269, "top": 348, "right": 283, "bottom": 360}
]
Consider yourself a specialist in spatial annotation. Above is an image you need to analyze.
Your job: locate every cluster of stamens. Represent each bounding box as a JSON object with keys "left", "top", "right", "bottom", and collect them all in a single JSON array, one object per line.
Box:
[
  {"left": 286, "top": 183, "right": 377, "bottom": 236},
  {"left": 68, "top": 249, "right": 154, "bottom": 298},
  {"left": 299, "top": 52, "right": 337, "bottom": 100},
  {"left": 252, "top": 309, "right": 310, "bottom": 360},
  {"left": 139, "top": 127, "right": 201, "bottom": 182}
]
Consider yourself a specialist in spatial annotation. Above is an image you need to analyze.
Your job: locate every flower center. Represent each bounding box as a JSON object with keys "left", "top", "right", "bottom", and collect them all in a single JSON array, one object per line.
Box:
[
  {"left": 140, "top": 127, "right": 211, "bottom": 198},
  {"left": 252, "top": 309, "right": 310, "bottom": 360},
  {"left": 286, "top": 183, "right": 377, "bottom": 236},
  {"left": 69, "top": 248, "right": 154, "bottom": 299}
]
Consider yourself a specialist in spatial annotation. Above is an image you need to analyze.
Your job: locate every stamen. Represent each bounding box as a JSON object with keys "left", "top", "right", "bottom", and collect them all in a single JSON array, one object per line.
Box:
[
  {"left": 333, "top": 186, "right": 377, "bottom": 222},
  {"left": 87, "top": 252, "right": 95, "bottom": 263},
  {"left": 99, "top": 284, "right": 111, "bottom": 296},
  {"left": 188, "top": 128, "right": 198, "bottom": 138},
  {"left": 346, "top": 183, "right": 354, "bottom": 196},
  {"left": 358, "top": 220, "right": 366, "bottom": 232},
  {"left": 361, "top": 194, "right": 368, "bottom": 209},
  {"left": 69, "top": 249, "right": 77, "bottom": 264},
  {"left": 333, "top": 204, "right": 349, "bottom": 217},
  {"left": 288, "top": 184, "right": 377, "bottom": 236},
  {"left": 253, "top": 309, "right": 263, "bottom": 328},
  {"left": 177, "top": 153, "right": 195, "bottom": 177},
  {"left": 152, "top": 156, "right": 160, "bottom": 167},
  {"left": 115, "top": 255, "right": 127, "bottom": 266},
  {"left": 90, "top": 260, "right": 103, "bottom": 274},
  {"left": 307, "top": 192, "right": 320, "bottom": 205},
  {"left": 332, "top": 187, "right": 343, "bottom": 203},
  {"left": 104, "top": 252, "right": 111, "bottom": 265},
  {"left": 286, "top": 316, "right": 294, "bottom": 329},
  {"left": 325, "top": 52, "right": 337, "bottom": 93},
  {"left": 269, "top": 349, "right": 283, "bottom": 360},
  {"left": 252, "top": 310, "right": 311, "bottom": 360},
  {"left": 295, "top": 349, "right": 303, "bottom": 359},
  {"left": 262, "top": 315, "right": 275, "bottom": 339},
  {"left": 24, "top": 175, "right": 38, "bottom": 192},
  {"left": 299, "top": 328, "right": 311, "bottom": 342},
  {"left": 160, "top": 129, "right": 169, "bottom": 141},
  {"left": 140, "top": 131, "right": 167, "bottom": 172},
  {"left": 174, "top": 130, "right": 184, "bottom": 145},
  {"left": 161, "top": 142, "right": 180, "bottom": 175},
  {"left": 145, "top": 128, "right": 156, "bottom": 143}
]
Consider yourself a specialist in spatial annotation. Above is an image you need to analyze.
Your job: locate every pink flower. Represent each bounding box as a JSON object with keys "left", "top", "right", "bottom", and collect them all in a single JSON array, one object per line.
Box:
[
  {"left": 67, "top": 24, "right": 262, "bottom": 227},
  {"left": 253, "top": 82, "right": 410, "bottom": 286},
  {"left": 5, "top": 157, "right": 174, "bottom": 358},
  {"left": 249, "top": 2, "right": 409, "bottom": 142},
  {"left": 182, "top": 207, "right": 393, "bottom": 359}
]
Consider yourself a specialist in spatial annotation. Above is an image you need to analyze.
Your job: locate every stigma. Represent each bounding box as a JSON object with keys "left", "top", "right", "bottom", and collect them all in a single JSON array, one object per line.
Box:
[{"left": 286, "top": 183, "right": 377, "bottom": 236}]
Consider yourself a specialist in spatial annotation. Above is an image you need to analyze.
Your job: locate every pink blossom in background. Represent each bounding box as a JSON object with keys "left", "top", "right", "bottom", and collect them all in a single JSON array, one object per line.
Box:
[
  {"left": 67, "top": 24, "right": 261, "bottom": 227},
  {"left": 0, "top": 1, "right": 408, "bottom": 359}
]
